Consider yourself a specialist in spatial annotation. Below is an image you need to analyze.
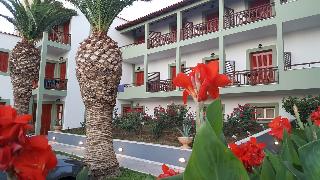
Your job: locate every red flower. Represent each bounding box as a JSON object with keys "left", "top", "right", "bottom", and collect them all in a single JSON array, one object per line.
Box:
[
  {"left": 0, "top": 106, "right": 33, "bottom": 146},
  {"left": 268, "top": 116, "right": 291, "bottom": 140},
  {"left": 173, "top": 61, "right": 230, "bottom": 104},
  {"left": 229, "top": 137, "right": 266, "bottom": 172},
  {"left": 311, "top": 107, "right": 320, "bottom": 126},
  {"left": 157, "top": 164, "right": 179, "bottom": 179},
  {"left": 13, "top": 136, "right": 57, "bottom": 180}
]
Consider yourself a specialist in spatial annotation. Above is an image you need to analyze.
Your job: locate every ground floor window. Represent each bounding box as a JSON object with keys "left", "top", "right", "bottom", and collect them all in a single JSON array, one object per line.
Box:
[{"left": 255, "top": 106, "right": 276, "bottom": 121}]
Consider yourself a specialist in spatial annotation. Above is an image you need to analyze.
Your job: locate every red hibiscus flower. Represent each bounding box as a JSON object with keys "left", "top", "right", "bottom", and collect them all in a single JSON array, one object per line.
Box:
[
  {"left": 173, "top": 61, "right": 230, "bottom": 104},
  {"left": 268, "top": 116, "right": 292, "bottom": 140},
  {"left": 157, "top": 164, "right": 179, "bottom": 179},
  {"left": 311, "top": 107, "right": 320, "bottom": 126},
  {"left": 229, "top": 137, "right": 266, "bottom": 172}
]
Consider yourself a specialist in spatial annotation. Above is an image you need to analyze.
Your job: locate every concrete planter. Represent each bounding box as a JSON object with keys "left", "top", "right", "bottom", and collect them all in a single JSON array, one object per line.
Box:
[{"left": 178, "top": 137, "right": 193, "bottom": 149}]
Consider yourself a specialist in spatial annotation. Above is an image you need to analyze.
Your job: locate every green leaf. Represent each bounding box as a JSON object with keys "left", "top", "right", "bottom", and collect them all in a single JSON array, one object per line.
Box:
[
  {"left": 280, "top": 131, "right": 300, "bottom": 166},
  {"left": 206, "top": 99, "right": 223, "bottom": 136},
  {"left": 76, "top": 166, "right": 89, "bottom": 180},
  {"left": 282, "top": 161, "right": 305, "bottom": 180},
  {"left": 183, "top": 117, "right": 249, "bottom": 179},
  {"left": 290, "top": 134, "right": 307, "bottom": 147},
  {"left": 265, "top": 151, "right": 295, "bottom": 180},
  {"left": 298, "top": 139, "right": 320, "bottom": 180},
  {"left": 163, "top": 173, "right": 183, "bottom": 180},
  {"left": 260, "top": 158, "right": 275, "bottom": 180}
]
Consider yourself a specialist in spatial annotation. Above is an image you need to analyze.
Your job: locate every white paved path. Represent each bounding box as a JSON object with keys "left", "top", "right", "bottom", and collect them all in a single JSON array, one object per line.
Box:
[{"left": 50, "top": 141, "right": 185, "bottom": 176}]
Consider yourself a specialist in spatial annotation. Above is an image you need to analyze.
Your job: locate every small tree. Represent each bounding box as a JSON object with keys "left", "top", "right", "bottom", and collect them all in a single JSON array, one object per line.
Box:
[{"left": 282, "top": 95, "right": 320, "bottom": 123}]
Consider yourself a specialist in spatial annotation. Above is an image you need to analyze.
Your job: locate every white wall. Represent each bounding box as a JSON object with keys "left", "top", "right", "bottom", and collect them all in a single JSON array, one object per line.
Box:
[
  {"left": 149, "top": 17, "right": 175, "bottom": 35},
  {"left": 181, "top": 48, "right": 218, "bottom": 67},
  {"left": 0, "top": 33, "right": 21, "bottom": 105},
  {"left": 120, "top": 62, "right": 133, "bottom": 85},
  {"left": 225, "top": 36, "right": 276, "bottom": 71},
  {"left": 284, "top": 26, "right": 320, "bottom": 65},
  {"left": 148, "top": 57, "right": 175, "bottom": 80}
]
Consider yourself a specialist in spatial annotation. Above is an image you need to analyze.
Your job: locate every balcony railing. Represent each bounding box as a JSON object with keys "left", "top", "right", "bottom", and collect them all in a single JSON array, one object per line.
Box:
[
  {"left": 147, "top": 31, "right": 177, "bottom": 49},
  {"left": 181, "top": 18, "right": 219, "bottom": 40},
  {"left": 225, "top": 67, "right": 278, "bottom": 87},
  {"left": 285, "top": 61, "right": 320, "bottom": 70},
  {"left": 147, "top": 79, "right": 175, "bottom": 92},
  {"left": 224, "top": 3, "right": 275, "bottom": 29},
  {"left": 44, "top": 78, "right": 68, "bottom": 90},
  {"left": 48, "top": 31, "right": 71, "bottom": 45}
]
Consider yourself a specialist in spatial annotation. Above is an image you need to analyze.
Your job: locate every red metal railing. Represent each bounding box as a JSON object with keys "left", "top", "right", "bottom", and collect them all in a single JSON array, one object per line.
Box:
[
  {"left": 147, "top": 31, "right": 177, "bottom": 49},
  {"left": 181, "top": 18, "right": 219, "bottom": 40},
  {"left": 44, "top": 78, "right": 68, "bottom": 90},
  {"left": 225, "top": 67, "right": 278, "bottom": 86},
  {"left": 224, "top": 3, "right": 275, "bottom": 29},
  {"left": 48, "top": 31, "right": 71, "bottom": 45}
]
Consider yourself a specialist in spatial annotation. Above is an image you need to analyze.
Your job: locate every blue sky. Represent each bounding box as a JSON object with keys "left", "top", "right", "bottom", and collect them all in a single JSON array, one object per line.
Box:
[{"left": 0, "top": 0, "right": 183, "bottom": 33}]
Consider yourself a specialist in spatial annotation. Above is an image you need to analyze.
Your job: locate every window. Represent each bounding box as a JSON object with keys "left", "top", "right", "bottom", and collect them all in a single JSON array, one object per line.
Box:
[
  {"left": 0, "top": 51, "right": 9, "bottom": 73},
  {"left": 122, "top": 105, "right": 132, "bottom": 114},
  {"left": 255, "top": 107, "right": 276, "bottom": 121}
]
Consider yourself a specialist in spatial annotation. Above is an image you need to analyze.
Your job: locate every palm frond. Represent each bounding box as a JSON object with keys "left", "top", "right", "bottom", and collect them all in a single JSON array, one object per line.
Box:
[
  {"left": 67, "top": 0, "right": 151, "bottom": 33},
  {"left": 0, "top": 0, "right": 77, "bottom": 42}
]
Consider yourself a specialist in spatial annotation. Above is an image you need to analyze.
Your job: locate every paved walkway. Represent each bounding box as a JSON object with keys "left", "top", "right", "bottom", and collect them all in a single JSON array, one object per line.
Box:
[{"left": 50, "top": 141, "right": 185, "bottom": 176}]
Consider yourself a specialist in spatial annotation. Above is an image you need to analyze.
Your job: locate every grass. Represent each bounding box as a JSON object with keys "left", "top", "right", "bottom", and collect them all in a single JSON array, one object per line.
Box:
[{"left": 55, "top": 151, "right": 155, "bottom": 180}]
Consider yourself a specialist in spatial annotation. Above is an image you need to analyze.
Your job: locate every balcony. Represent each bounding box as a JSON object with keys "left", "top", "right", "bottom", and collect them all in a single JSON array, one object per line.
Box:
[
  {"left": 147, "top": 31, "right": 177, "bottom": 49},
  {"left": 32, "top": 78, "right": 68, "bottom": 90},
  {"left": 225, "top": 67, "right": 279, "bottom": 87},
  {"left": 180, "top": 18, "right": 219, "bottom": 41},
  {"left": 48, "top": 31, "right": 71, "bottom": 45},
  {"left": 224, "top": 3, "right": 275, "bottom": 29}
]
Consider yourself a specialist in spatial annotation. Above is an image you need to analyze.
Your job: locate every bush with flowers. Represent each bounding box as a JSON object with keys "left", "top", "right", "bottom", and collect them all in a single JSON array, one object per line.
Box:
[
  {"left": 224, "top": 104, "right": 264, "bottom": 142},
  {"left": 157, "top": 61, "right": 320, "bottom": 180},
  {"left": 0, "top": 105, "right": 57, "bottom": 180}
]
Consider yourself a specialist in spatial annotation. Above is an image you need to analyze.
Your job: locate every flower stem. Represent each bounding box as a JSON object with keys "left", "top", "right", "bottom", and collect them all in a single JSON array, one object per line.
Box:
[
  {"left": 293, "top": 104, "right": 304, "bottom": 130},
  {"left": 195, "top": 102, "right": 204, "bottom": 132}
]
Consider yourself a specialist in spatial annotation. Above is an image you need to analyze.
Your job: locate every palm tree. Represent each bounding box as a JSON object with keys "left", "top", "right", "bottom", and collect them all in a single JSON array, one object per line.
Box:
[
  {"left": 66, "top": 0, "right": 150, "bottom": 178},
  {"left": 0, "top": 0, "right": 76, "bottom": 114}
]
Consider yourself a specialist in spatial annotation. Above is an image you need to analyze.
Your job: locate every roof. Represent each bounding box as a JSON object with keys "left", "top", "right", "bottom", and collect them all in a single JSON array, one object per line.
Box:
[
  {"left": 115, "top": 0, "right": 198, "bottom": 31},
  {"left": 0, "top": 31, "right": 20, "bottom": 37}
]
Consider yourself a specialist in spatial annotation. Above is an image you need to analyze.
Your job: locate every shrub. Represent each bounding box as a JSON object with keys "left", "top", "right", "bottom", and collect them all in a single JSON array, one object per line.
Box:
[
  {"left": 113, "top": 109, "right": 148, "bottom": 133},
  {"left": 151, "top": 103, "right": 191, "bottom": 138},
  {"left": 224, "top": 104, "right": 263, "bottom": 141},
  {"left": 282, "top": 95, "right": 320, "bottom": 123}
]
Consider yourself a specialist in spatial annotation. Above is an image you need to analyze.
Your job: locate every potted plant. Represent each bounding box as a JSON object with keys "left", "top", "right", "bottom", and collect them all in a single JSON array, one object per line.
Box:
[
  {"left": 54, "top": 118, "right": 63, "bottom": 132},
  {"left": 177, "top": 124, "right": 193, "bottom": 149}
]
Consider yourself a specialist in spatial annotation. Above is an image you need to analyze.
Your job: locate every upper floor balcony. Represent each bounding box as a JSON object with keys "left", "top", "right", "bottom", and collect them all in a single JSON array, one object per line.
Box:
[{"left": 48, "top": 21, "right": 71, "bottom": 45}]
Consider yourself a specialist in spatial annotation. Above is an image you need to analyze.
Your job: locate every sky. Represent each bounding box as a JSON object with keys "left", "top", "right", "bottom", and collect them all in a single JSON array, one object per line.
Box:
[{"left": 0, "top": 0, "right": 183, "bottom": 33}]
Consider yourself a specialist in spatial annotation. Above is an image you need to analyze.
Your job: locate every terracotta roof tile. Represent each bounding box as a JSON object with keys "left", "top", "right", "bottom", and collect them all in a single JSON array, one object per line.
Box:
[
  {"left": 0, "top": 31, "right": 20, "bottom": 37},
  {"left": 115, "top": 0, "right": 197, "bottom": 31}
]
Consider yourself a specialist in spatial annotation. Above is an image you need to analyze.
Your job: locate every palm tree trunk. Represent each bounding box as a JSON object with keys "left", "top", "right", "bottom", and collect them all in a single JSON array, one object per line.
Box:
[
  {"left": 76, "top": 32, "right": 121, "bottom": 179},
  {"left": 10, "top": 40, "right": 40, "bottom": 114}
]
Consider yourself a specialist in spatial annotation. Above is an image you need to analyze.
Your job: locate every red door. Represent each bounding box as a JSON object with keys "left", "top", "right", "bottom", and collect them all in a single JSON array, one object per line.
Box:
[
  {"left": 45, "top": 63, "right": 55, "bottom": 79},
  {"left": 250, "top": 50, "right": 273, "bottom": 84},
  {"left": 0, "top": 51, "right": 9, "bottom": 73},
  {"left": 60, "top": 62, "right": 66, "bottom": 80},
  {"left": 63, "top": 21, "right": 70, "bottom": 44},
  {"left": 56, "top": 104, "right": 63, "bottom": 125},
  {"left": 135, "top": 71, "right": 144, "bottom": 86},
  {"left": 40, "top": 104, "right": 52, "bottom": 135}
]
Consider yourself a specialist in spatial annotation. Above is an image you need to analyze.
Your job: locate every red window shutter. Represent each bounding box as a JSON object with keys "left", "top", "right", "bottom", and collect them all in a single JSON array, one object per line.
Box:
[
  {"left": 134, "top": 107, "right": 144, "bottom": 113},
  {"left": 40, "top": 104, "right": 52, "bottom": 135},
  {"left": 0, "top": 52, "right": 9, "bottom": 72},
  {"left": 45, "top": 63, "right": 55, "bottom": 79},
  {"left": 251, "top": 54, "right": 258, "bottom": 69},
  {"left": 63, "top": 21, "right": 70, "bottom": 44},
  {"left": 60, "top": 62, "right": 66, "bottom": 80},
  {"left": 56, "top": 104, "right": 63, "bottom": 122},
  {"left": 171, "top": 66, "right": 177, "bottom": 79}
]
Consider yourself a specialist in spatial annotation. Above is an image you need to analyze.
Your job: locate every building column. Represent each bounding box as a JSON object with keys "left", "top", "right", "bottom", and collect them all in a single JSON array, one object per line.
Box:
[
  {"left": 176, "top": 11, "right": 182, "bottom": 42},
  {"left": 143, "top": 54, "right": 148, "bottom": 88},
  {"left": 219, "top": 0, "right": 225, "bottom": 30},
  {"left": 176, "top": 47, "right": 181, "bottom": 75},
  {"left": 145, "top": 23, "right": 149, "bottom": 49},
  {"left": 276, "top": 22, "right": 284, "bottom": 72},
  {"left": 35, "top": 32, "right": 48, "bottom": 135},
  {"left": 219, "top": 35, "right": 226, "bottom": 74}
]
